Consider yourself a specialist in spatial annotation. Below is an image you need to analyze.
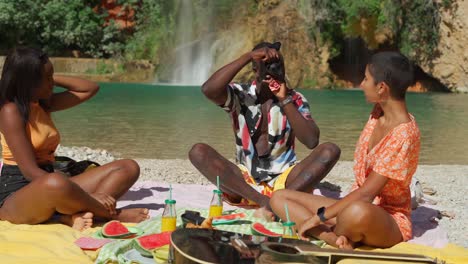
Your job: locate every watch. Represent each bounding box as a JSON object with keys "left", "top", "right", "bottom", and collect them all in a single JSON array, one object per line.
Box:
[
  {"left": 317, "top": 206, "right": 327, "bottom": 222},
  {"left": 279, "top": 95, "right": 293, "bottom": 107}
]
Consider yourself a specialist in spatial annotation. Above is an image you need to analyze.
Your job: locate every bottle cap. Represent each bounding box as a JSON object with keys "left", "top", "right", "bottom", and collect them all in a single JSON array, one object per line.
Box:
[
  {"left": 213, "top": 190, "right": 223, "bottom": 195},
  {"left": 165, "top": 199, "right": 176, "bottom": 204},
  {"left": 282, "top": 221, "right": 296, "bottom": 227}
]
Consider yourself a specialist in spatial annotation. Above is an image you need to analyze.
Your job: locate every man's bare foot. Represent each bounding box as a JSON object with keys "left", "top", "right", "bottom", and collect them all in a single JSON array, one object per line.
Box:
[
  {"left": 60, "top": 212, "right": 94, "bottom": 231},
  {"left": 336, "top": 235, "right": 354, "bottom": 249},
  {"left": 253, "top": 207, "right": 275, "bottom": 222},
  {"left": 113, "top": 208, "right": 149, "bottom": 223}
]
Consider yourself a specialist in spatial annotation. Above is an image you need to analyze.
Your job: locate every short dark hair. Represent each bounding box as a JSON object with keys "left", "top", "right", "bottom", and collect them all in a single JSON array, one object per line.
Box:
[
  {"left": 252, "top": 41, "right": 281, "bottom": 51},
  {"left": 368, "top": 52, "right": 414, "bottom": 100},
  {"left": 0, "top": 47, "right": 49, "bottom": 122}
]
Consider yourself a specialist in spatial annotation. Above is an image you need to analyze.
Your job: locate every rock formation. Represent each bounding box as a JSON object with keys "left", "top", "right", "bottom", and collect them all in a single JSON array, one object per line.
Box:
[{"left": 423, "top": 1, "right": 468, "bottom": 92}]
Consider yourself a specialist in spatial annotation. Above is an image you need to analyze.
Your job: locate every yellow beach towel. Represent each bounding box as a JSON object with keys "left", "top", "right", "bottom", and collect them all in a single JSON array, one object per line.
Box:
[
  {"left": 0, "top": 220, "right": 96, "bottom": 264},
  {"left": 0, "top": 219, "right": 466, "bottom": 264}
]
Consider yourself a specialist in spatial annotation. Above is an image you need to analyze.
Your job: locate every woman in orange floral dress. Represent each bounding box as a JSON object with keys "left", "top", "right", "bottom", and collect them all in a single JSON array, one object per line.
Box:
[{"left": 270, "top": 51, "right": 420, "bottom": 249}]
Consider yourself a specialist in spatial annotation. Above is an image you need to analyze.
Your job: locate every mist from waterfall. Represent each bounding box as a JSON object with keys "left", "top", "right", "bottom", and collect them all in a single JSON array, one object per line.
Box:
[{"left": 170, "top": 0, "right": 214, "bottom": 85}]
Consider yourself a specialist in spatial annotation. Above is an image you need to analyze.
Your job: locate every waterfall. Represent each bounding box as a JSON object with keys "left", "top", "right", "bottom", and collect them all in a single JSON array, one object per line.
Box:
[
  {"left": 169, "top": 0, "right": 214, "bottom": 85},
  {"left": 345, "top": 38, "right": 360, "bottom": 86}
]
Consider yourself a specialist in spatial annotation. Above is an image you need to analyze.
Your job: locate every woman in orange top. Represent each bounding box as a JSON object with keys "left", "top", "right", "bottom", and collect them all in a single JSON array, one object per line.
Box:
[
  {"left": 270, "top": 51, "right": 420, "bottom": 248},
  {"left": 0, "top": 47, "right": 149, "bottom": 230}
]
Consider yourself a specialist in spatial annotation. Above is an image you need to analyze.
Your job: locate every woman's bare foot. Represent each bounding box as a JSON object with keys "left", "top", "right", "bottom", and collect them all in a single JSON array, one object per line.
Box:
[
  {"left": 336, "top": 235, "right": 354, "bottom": 249},
  {"left": 113, "top": 208, "right": 150, "bottom": 223},
  {"left": 253, "top": 207, "right": 275, "bottom": 222},
  {"left": 60, "top": 212, "right": 94, "bottom": 231}
]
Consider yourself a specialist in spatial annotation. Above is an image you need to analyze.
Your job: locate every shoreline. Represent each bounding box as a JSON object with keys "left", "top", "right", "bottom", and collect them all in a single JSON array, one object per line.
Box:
[{"left": 3, "top": 56, "right": 467, "bottom": 93}]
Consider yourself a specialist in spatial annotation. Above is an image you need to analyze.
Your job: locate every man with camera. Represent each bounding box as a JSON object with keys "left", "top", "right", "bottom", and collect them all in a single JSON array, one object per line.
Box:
[{"left": 189, "top": 42, "right": 340, "bottom": 220}]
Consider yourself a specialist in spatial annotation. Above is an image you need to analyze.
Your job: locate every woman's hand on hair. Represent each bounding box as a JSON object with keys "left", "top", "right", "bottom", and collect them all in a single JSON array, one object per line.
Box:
[{"left": 47, "top": 75, "right": 99, "bottom": 112}]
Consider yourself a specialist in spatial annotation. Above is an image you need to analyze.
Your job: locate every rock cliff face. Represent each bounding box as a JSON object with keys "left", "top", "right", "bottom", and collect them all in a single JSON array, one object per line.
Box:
[
  {"left": 207, "top": 0, "right": 331, "bottom": 88},
  {"left": 1, "top": 0, "right": 465, "bottom": 92},
  {"left": 423, "top": 0, "right": 468, "bottom": 92},
  {"left": 242, "top": 0, "right": 332, "bottom": 88},
  {"left": 205, "top": 0, "right": 467, "bottom": 92}
]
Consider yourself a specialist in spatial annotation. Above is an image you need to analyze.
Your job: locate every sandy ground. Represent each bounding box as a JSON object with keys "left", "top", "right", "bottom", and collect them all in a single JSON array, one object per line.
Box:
[{"left": 55, "top": 146, "right": 467, "bottom": 248}]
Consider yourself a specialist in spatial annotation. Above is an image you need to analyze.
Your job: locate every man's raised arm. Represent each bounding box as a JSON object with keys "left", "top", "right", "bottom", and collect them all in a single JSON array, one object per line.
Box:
[
  {"left": 201, "top": 53, "right": 251, "bottom": 105},
  {"left": 201, "top": 47, "right": 279, "bottom": 105}
]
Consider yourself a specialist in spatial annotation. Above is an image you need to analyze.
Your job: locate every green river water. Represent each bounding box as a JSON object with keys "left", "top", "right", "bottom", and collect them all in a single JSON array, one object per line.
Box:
[{"left": 51, "top": 83, "right": 468, "bottom": 165}]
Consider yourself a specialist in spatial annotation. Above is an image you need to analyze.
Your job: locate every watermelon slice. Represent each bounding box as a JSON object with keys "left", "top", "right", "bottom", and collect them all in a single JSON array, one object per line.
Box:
[
  {"left": 251, "top": 222, "right": 282, "bottom": 237},
  {"left": 134, "top": 231, "right": 172, "bottom": 257},
  {"left": 212, "top": 212, "right": 246, "bottom": 221},
  {"left": 101, "top": 220, "right": 133, "bottom": 238}
]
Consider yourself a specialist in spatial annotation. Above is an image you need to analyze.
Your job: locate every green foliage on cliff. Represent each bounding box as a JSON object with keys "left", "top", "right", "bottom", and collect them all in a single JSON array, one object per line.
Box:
[
  {"left": 0, "top": 0, "right": 456, "bottom": 68},
  {"left": 123, "top": 0, "right": 253, "bottom": 62},
  {"left": 123, "top": 0, "right": 175, "bottom": 62},
  {"left": 0, "top": 0, "right": 247, "bottom": 60},
  {"left": 398, "top": 0, "right": 442, "bottom": 64},
  {"left": 0, "top": 0, "right": 123, "bottom": 57},
  {"left": 308, "top": 0, "right": 456, "bottom": 65}
]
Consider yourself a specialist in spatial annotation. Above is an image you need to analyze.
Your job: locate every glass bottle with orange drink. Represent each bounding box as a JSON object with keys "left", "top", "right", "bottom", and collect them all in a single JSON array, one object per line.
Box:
[
  {"left": 282, "top": 221, "right": 298, "bottom": 239},
  {"left": 161, "top": 199, "right": 177, "bottom": 232},
  {"left": 208, "top": 190, "right": 223, "bottom": 217}
]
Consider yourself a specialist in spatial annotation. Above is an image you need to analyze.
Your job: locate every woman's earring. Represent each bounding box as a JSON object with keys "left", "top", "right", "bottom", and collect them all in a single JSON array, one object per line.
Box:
[{"left": 378, "top": 86, "right": 384, "bottom": 101}]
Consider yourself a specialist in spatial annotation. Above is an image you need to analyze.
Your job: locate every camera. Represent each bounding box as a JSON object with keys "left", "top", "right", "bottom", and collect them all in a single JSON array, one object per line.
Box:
[
  {"left": 262, "top": 60, "right": 285, "bottom": 82},
  {"left": 257, "top": 42, "right": 285, "bottom": 82}
]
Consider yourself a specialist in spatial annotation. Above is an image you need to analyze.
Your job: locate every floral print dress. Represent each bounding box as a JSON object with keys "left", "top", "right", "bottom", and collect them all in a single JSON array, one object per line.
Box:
[{"left": 351, "top": 113, "right": 421, "bottom": 241}]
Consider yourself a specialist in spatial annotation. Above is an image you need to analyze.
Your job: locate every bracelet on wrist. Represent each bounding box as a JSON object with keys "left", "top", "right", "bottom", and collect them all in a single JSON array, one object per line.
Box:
[
  {"left": 317, "top": 206, "right": 327, "bottom": 222},
  {"left": 279, "top": 95, "right": 293, "bottom": 107}
]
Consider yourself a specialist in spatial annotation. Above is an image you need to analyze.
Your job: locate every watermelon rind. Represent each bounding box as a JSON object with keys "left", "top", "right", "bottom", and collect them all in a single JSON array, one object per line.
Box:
[
  {"left": 101, "top": 220, "right": 133, "bottom": 238},
  {"left": 212, "top": 212, "right": 246, "bottom": 220},
  {"left": 212, "top": 218, "right": 239, "bottom": 225},
  {"left": 134, "top": 241, "right": 153, "bottom": 257},
  {"left": 251, "top": 222, "right": 282, "bottom": 237},
  {"left": 134, "top": 232, "right": 172, "bottom": 257}
]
